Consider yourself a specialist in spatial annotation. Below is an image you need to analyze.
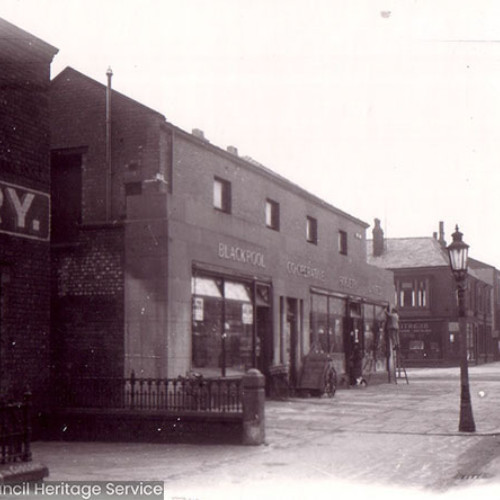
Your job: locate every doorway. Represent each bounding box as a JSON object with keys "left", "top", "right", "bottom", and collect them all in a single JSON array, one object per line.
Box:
[
  {"left": 345, "top": 301, "right": 364, "bottom": 385},
  {"left": 285, "top": 298, "right": 299, "bottom": 387},
  {"left": 256, "top": 306, "right": 272, "bottom": 373}
]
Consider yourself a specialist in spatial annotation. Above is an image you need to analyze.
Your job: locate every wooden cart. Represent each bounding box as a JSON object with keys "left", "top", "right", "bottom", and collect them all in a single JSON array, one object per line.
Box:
[{"left": 297, "top": 347, "right": 337, "bottom": 397}]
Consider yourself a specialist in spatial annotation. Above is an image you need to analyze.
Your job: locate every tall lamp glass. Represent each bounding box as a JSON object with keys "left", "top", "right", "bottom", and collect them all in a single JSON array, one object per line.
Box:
[{"left": 447, "top": 225, "right": 476, "bottom": 432}]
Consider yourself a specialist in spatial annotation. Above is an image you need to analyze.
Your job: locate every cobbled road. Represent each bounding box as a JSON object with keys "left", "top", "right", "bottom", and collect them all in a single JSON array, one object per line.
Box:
[{"left": 33, "top": 364, "right": 500, "bottom": 499}]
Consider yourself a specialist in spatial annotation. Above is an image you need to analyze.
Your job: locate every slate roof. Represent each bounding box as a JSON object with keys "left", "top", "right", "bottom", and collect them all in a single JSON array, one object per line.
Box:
[
  {"left": 367, "top": 237, "right": 450, "bottom": 269},
  {"left": 366, "top": 236, "right": 488, "bottom": 281}
]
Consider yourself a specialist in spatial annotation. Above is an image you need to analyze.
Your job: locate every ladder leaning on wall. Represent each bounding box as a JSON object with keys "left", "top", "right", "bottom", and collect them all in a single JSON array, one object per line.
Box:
[{"left": 394, "top": 344, "right": 409, "bottom": 384}]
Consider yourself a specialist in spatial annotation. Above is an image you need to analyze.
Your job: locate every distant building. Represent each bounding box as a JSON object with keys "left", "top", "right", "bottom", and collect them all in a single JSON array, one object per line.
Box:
[
  {"left": 50, "top": 67, "right": 394, "bottom": 395},
  {"left": 368, "top": 220, "right": 497, "bottom": 366},
  {"left": 0, "top": 18, "right": 58, "bottom": 415}
]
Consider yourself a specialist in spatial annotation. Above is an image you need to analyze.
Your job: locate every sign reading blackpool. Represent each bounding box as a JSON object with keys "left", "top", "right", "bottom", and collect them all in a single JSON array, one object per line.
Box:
[{"left": 0, "top": 180, "right": 50, "bottom": 241}]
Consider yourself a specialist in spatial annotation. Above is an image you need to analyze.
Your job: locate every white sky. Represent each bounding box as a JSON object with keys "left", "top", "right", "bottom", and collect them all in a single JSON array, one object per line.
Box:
[{"left": 4, "top": 0, "right": 500, "bottom": 267}]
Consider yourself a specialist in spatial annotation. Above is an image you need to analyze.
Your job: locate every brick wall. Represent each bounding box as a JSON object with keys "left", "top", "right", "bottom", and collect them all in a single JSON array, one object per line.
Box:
[
  {"left": 0, "top": 61, "right": 51, "bottom": 188},
  {"left": 0, "top": 20, "right": 57, "bottom": 422},
  {"left": 50, "top": 68, "right": 170, "bottom": 383},
  {"left": 52, "top": 226, "right": 125, "bottom": 379},
  {"left": 50, "top": 67, "right": 166, "bottom": 222},
  {"left": 0, "top": 239, "right": 50, "bottom": 399}
]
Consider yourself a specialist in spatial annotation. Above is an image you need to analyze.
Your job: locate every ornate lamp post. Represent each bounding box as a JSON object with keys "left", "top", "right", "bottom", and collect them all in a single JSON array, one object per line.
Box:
[{"left": 446, "top": 225, "right": 476, "bottom": 433}]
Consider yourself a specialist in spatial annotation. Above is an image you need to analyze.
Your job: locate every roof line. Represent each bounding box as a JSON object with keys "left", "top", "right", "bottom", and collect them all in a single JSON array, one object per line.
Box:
[
  {"left": 51, "top": 66, "right": 166, "bottom": 120},
  {"left": 0, "top": 16, "right": 58, "bottom": 56},
  {"left": 367, "top": 236, "right": 440, "bottom": 241},
  {"left": 52, "top": 66, "right": 368, "bottom": 227},
  {"left": 165, "top": 122, "right": 368, "bottom": 227}
]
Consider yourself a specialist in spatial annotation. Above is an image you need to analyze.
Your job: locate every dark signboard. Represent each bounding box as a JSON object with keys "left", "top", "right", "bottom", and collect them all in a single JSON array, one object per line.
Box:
[
  {"left": 298, "top": 352, "right": 328, "bottom": 391},
  {"left": 0, "top": 180, "right": 50, "bottom": 241},
  {"left": 400, "top": 321, "right": 434, "bottom": 335}
]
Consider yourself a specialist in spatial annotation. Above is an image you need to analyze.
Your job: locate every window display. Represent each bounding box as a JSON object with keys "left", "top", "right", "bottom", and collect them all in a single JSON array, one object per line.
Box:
[
  {"left": 310, "top": 293, "right": 344, "bottom": 353},
  {"left": 192, "top": 275, "right": 254, "bottom": 375}
]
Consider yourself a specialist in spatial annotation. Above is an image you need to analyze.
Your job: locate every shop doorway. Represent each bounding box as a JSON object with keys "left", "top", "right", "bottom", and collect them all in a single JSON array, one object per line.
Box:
[
  {"left": 255, "top": 283, "right": 273, "bottom": 378},
  {"left": 285, "top": 298, "right": 299, "bottom": 387},
  {"left": 256, "top": 306, "right": 273, "bottom": 375},
  {"left": 345, "top": 301, "right": 364, "bottom": 385}
]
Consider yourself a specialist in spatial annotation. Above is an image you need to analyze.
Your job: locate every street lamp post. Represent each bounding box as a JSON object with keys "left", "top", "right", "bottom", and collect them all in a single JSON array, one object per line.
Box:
[{"left": 446, "top": 225, "right": 476, "bottom": 433}]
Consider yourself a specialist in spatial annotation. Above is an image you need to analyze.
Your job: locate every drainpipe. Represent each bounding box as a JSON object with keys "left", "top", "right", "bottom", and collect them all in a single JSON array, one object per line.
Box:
[{"left": 105, "top": 66, "right": 113, "bottom": 220}]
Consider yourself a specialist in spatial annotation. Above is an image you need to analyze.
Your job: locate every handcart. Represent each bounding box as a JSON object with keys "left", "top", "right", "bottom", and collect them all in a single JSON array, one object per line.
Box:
[{"left": 297, "top": 345, "right": 337, "bottom": 397}]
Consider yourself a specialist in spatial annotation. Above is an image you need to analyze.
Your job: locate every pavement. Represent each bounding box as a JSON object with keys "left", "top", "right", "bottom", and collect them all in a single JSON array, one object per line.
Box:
[{"left": 28, "top": 362, "right": 500, "bottom": 500}]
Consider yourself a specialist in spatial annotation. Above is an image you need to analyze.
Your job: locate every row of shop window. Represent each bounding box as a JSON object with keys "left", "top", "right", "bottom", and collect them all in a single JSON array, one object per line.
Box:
[
  {"left": 309, "top": 294, "right": 387, "bottom": 358},
  {"left": 191, "top": 272, "right": 497, "bottom": 379},
  {"left": 191, "top": 272, "right": 389, "bottom": 378}
]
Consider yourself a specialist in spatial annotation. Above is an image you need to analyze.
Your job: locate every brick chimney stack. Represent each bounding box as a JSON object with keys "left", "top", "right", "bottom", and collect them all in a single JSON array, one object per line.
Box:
[
  {"left": 372, "top": 218, "right": 384, "bottom": 256},
  {"left": 438, "top": 221, "right": 446, "bottom": 247}
]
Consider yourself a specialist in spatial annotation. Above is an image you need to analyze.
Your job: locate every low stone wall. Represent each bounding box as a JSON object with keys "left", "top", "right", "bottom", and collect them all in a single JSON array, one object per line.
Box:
[
  {"left": 47, "top": 409, "right": 244, "bottom": 444},
  {"left": 45, "top": 369, "right": 266, "bottom": 446}
]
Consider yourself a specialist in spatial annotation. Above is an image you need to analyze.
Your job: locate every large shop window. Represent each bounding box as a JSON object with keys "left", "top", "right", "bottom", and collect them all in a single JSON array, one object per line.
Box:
[
  {"left": 310, "top": 293, "right": 344, "bottom": 353},
  {"left": 362, "top": 304, "right": 386, "bottom": 363},
  {"left": 192, "top": 275, "right": 254, "bottom": 376}
]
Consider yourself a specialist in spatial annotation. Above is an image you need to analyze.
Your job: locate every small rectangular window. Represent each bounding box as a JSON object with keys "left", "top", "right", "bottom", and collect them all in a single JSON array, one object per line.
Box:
[
  {"left": 306, "top": 216, "right": 318, "bottom": 244},
  {"left": 338, "top": 230, "right": 348, "bottom": 255},
  {"left": 265, "top": 199, "right": 280, "bottom": 231},
  {"left": 214, "top": 177, "right": 231, "bottom": 213}
]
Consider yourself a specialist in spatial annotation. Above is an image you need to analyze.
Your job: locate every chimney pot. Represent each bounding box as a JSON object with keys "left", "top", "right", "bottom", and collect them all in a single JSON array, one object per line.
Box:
[
  {"left": 438, "top": 221, "right": 446, "bottom": 247},
  {"left": 192, "top": 128, "right": 206, "bottom": 140},
  {"left": 227, "top": 145, "right": 238, "bottom": 156},
  {"left": 372, "top": 218, "right": 384, "bottom": 257}
]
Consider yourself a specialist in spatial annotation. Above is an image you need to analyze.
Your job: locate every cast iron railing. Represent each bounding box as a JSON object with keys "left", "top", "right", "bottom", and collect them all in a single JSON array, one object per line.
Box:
[
  {"left": 58, "top": 372, "right": 243, "bottom": 413},
  {"left": 0, "top": 392, "right": 32, "bottom": 464}
]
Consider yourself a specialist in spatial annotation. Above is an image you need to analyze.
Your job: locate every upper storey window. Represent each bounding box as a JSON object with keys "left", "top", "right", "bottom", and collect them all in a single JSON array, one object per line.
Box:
[
  {"left": 338, "top": 230, "right": 348, "bottom": 255},
  {"left": 396, "top": 278, "right": 429, "bottom": 309},
  {"left": 306, "top": 216, "right": 318, "bottom": 244},
  {"left": 213, "top": 177, "right": 231, "bottom": 213},
  {"left": 265, "top": 199, "right": 280, "bottom": 231}
]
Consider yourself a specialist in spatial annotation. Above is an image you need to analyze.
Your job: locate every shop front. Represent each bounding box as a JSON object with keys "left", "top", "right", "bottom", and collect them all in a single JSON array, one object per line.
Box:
[
  {"left": 399, "top": 319, "right": 492, "bottom": 366},
  {"left": 309, "top": 290, "right": 388, "bottom": 386},
  {"left": 191, "top": 267, "right": 273, "bottom": 378},
  {"left": 399, "top": 320, "right": 444, "bottom": 364},
  {"left": 186, "top": 239, "right": 395, "bottom": 389}
]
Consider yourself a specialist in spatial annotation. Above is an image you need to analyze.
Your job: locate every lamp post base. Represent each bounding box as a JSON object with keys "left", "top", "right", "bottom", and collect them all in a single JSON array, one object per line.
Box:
[{"left": 459, "top": 383, "right": 476, "bottom": 433}]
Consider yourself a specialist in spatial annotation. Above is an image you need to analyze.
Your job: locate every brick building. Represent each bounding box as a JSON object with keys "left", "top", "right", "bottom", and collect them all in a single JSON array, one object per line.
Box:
[
  {"left": 368, "top": 220, "right": 497, "bottom": 366},
  {"left": 50, "top": 67, "right": 394, "bottom": 394},
  {"left": 0, "top": 18, "right": 58, "bottom": 413}
]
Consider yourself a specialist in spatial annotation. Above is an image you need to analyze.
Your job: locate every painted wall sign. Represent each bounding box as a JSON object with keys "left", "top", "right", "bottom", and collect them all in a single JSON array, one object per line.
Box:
[
  {"left": 339, "top": 276, "right": 357, "bottom": 289},
  {"left": 218, "top": 242, "right": 266, "bottom": 268},
  {"left": 0, "top": 180, "right": 50, "bottom": 241},
  {"left": 400, "top": 321, "right": 433, "bottom": 334},
  {"left": 287, "top": 261, "right": 325, "bottom": 281},
  {"left": 368, "top": 284, "right": 383, "bottom": 296}
]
